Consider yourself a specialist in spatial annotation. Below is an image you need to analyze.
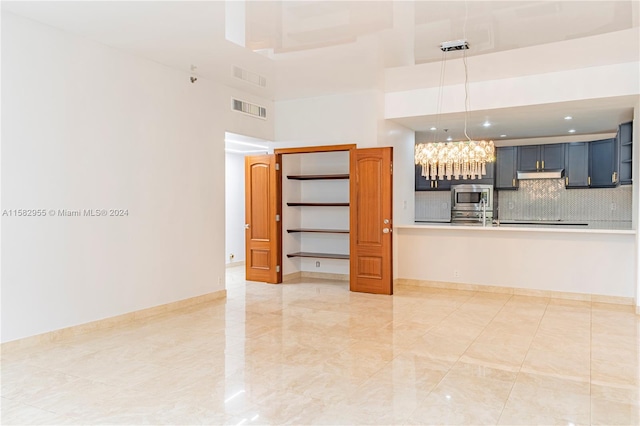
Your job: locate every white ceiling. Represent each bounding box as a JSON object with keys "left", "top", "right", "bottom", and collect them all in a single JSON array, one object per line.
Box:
[
  {"left": 413, "top": 1, "right": 638, "bottom": 64},
  {"left": 399, "top": 96, "right": 636, "bottom": 146},
  {"left": 3, "top": 1, "right": 639, "bottom": 148}
]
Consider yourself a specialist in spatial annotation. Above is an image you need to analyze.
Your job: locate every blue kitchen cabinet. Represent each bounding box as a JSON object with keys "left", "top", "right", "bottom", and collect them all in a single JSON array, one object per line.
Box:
[
  {"left": 415, "top": 165, "right": 430, "bottom": 191},
  {"left": 564, "top": 142, "right": 589, "bottom": 188},
  {"left": 589, "top": 138, "right": 619, "bottom": 188},
  {"left": 415, "top": 165, "right": 451, "bottom": 191},
  {"left": 517, "top": 144, "right": 565, "bottom": 171},
  {"left": 541, "top": 144, "right": 565, "bottom": 170},
  {"left": 618, "top": 121, "right": 633, "bottom": 185},
  {"left": 517, "top": 145, "right": 539, "bottom": 171},
  {"left": 495, "top": 147, "right": 518, "bottom": 189}
]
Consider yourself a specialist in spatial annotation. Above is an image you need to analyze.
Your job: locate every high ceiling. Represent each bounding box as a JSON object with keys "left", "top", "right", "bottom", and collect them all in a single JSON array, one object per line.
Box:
[
  {"left": 244, "top": 1, "right": 637, "bottom": 64},
  {"left": 2, "top": 1, "right": 639, "bottom": 149},
  {"left": 412, "top": 1, "right": 637, "bottom": 64}
]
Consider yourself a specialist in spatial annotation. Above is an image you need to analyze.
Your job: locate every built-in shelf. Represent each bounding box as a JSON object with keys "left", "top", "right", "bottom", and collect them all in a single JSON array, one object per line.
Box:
[
  {"left": 286, "top": 251, "right": 349, "bottom": 260},
  {"left": 287, "top": 228, "right": 349, "bottom": 234},
  {"left": 287, "top": 174, "right": 349, "bottom": 180},
  {"left": 287, "top": 202, "right": 349, "bottom": 207},
  {"left": 622, "top": 159, "right": 632, "bottom": 163},
  {"left": 622, "top": 142, "right": 633, "bottom": 146}
]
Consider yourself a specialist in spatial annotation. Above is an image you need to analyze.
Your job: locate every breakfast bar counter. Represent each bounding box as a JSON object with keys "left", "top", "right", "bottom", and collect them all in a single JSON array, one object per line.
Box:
[
  {"left": 397, "top": 222, "right": 635, "bottom": 235},
  {"left": 394, "top": 222, "right": 637, "bottom": 304}
]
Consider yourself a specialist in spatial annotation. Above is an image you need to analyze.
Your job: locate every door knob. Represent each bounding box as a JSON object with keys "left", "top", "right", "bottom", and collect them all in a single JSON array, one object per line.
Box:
[
  {"left": 383, "top": 228, "right": 390, "bottom": 234},
  {"left": 244, "top": 224, "right": 250, "bottom": 229},
  {"left": 383, "top": 219, "right": 390, "bottom": 224}
]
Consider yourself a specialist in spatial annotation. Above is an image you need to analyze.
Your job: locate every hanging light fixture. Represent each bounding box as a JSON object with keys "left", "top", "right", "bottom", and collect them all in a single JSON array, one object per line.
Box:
[
  {"left": 414, "top": 16, "right": 495, "bottom": 181},
  {"left": 415, "top": 138, "right": 495, "bottom": 180}
]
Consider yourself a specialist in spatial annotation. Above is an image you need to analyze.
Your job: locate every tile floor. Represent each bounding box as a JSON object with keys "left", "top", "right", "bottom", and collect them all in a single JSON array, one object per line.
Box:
[{"left": 2, "top": 266, "right": 639, "bottom": 425}]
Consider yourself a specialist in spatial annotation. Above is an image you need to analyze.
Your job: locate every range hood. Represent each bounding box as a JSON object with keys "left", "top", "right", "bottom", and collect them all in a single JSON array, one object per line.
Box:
[{"left": 516, "top": 169, "right": 565, "bottom": 180}]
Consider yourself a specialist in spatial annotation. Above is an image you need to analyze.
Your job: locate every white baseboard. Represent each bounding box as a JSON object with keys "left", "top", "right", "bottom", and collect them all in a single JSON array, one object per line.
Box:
[
  {"left": 283, "top": 271, "right": 349, "bottom": 282},
  {"left": 395, "top": 278, "right": 634, "bottom": 306},
  {"left": 1, "top": 289, "right": 227, "bottom": 352},
  {"left": 283, "top": 271, "right": 302, "bottom": 282}
]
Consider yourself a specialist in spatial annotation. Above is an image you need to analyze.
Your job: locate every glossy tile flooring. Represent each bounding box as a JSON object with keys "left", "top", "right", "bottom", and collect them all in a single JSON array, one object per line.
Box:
[{"left": 2, "top": 266, "right": 639, "bottom": 425}]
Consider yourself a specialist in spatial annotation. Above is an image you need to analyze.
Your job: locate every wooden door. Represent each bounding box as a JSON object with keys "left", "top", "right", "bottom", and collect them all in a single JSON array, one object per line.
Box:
[
  {"left": 245, "top": 155, "right": 282, "bottom": 283},
  {"left": 349, "top": 147, "right": 393, "bottom": 295}
]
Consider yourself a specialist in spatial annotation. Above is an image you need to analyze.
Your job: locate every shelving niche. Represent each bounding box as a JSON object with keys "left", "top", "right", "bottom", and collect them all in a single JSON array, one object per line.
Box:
[{"left": 281, "top": 150, "right": 350, "bottom": 278}]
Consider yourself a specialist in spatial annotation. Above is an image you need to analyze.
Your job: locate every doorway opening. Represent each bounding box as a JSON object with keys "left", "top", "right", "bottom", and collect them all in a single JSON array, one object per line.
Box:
[{"left": 224, "top": 131, "right": 272, "bottom": 283}]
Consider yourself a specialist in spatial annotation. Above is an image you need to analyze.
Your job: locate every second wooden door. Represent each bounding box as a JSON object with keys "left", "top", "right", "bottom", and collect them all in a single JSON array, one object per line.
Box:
[
  {"left": 244, "top": 154, "right": 282, "bottom": 283},
  {"left": 349, "top": 147, "right": 393, "bottom": 295}
]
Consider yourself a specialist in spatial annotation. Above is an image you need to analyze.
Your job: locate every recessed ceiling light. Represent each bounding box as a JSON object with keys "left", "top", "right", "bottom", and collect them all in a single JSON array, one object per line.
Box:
[
  {"left": 564, "top": 116, "right": 573, "bottom": 120},
  {"left": 500, "top": 134, "right": 507, "bottom": 137},
  {"left": 447, "top": 136, "right": 452, "bottom": 141},
  {"left": 482, "top": 121, "right": 491, "bottom": 127},
  {"left": 430, "top": 127, "right": 437, "bottom": 131},
  {"left": 568, "top": 129, "right": 576, "bottom": 133}
]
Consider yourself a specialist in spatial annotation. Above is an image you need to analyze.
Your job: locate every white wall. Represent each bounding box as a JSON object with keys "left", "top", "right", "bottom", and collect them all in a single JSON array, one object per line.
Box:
[
  {"left": 0, "top": 13, "right": 272, "bottom": 342},
  {"left": 224, "top": 152, "right": 246, "bottom": 265},
  {"left": 223, "top": 85, "right": 275, "bottom": 142},
  {"left": 397, "top": 227, "right": 636, "bottom": 299},
  {"left": 275, "top": 90, "right": 379, "bottom": 148},
  {"left": 386, "top": 62, "right": 640, "bottom": 120},
  {"left": 378, "top": 120, "right": 415, "bottom": 280},
  {"left": 379, "top": 120, "right": 415, "bottom": 227}
]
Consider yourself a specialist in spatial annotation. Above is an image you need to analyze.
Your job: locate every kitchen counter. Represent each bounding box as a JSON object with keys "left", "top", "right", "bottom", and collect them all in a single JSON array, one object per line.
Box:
[
  {"left": 402, "top": 222, "right": 635, "bottom": 235},
  {"left": 395, "top": 222, "right": 636, "bottom": 303}
]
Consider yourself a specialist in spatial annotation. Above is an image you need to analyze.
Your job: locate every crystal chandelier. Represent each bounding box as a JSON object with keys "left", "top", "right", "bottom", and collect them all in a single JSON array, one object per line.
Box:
[
  {"left": 414, "top": 18, "right": 496, "bottom": 181},
  {"left": 415, "top": 140, "right": 495, "bottom": 180}
]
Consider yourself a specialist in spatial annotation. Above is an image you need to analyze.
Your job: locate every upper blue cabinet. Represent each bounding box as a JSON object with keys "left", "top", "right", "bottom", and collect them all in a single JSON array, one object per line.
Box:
[
  {"left": 564, "top": 142, "right": 589, "bottom": 188},
  {"left": 589, "top": 138, "right": 619, "bottom": 188},
  {"left": 414, "top": 165, "right": 451, "bottom": 191},
  {"left": 517, "top": 143, "right": 565, "bottom": 171},
  {"left": 618, "top": 121, "right": 633, "bottom": 185},
  {"left": 495, "top": 147, "right": 518, "bottom": 190}
]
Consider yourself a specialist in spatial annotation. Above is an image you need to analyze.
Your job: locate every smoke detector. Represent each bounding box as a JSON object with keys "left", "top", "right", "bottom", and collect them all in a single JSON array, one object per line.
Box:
[{"left": 440, "top": 40, "right": 469, "bottom": 52}]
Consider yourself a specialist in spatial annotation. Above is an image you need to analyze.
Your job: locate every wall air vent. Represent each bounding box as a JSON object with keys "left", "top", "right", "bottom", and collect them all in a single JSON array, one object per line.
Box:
[
  {"left": 233, "top": 66, "right": 267, "bottom": 88},
  {"left": 231, "top": 98, "right": 267, "bottom": 120}
]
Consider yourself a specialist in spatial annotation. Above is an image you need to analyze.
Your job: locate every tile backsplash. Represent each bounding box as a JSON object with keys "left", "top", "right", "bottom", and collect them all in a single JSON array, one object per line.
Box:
[
  {"left": 415, "top": 191, "right": 451, "bottom": 221},
  {"left": 498, "top": 179, "right": 631, "bottom": 225},
  {"left": 415, "top": 179, "right": 632, "bottom": 228}
]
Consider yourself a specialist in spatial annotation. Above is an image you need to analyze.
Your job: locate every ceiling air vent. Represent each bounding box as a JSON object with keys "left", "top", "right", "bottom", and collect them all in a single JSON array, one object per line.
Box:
[
  {"left": 231, "top": 98, "right": 267, "bottom": 120},
  {"left": 233, "top": 66, "right": 267, "bottom": 88}
]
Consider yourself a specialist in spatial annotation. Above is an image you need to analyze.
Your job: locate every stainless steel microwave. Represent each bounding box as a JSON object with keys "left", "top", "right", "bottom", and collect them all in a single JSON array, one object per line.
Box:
[{"left": 451, "top": 184, "right": 494, "bottom": 224}]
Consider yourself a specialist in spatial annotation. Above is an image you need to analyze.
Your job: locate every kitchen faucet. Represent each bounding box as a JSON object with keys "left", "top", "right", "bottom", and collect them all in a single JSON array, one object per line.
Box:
[{"left": 480, "top": 198, "right": 487, "bottom": 227}]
